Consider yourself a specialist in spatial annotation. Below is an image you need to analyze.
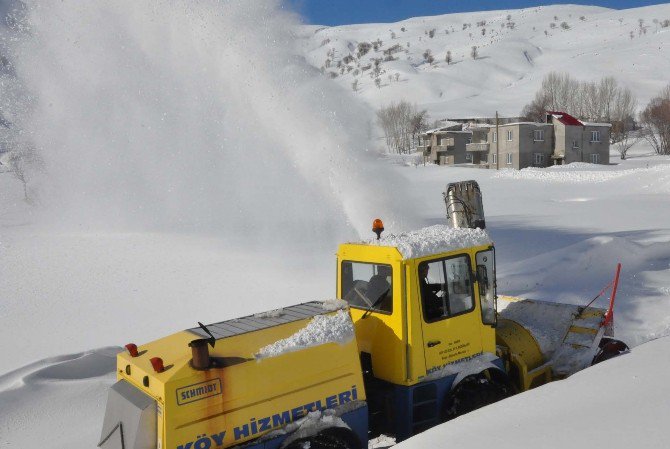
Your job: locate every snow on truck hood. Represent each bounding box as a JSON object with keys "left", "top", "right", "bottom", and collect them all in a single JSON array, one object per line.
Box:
[{"left": 360, "top": 225, "right": 491, "bottom": 259}]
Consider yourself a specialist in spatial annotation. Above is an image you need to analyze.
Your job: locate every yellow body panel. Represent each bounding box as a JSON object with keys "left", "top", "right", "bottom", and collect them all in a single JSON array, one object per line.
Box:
[
  {"left": 337, "top": 242, "right": 497, "bottom": 387},
  {"left": 496, "top": 318, "right": 552, "bottom": 390},
  {"left": 116, "top": 309, "right": 365, "bottom": 449}
]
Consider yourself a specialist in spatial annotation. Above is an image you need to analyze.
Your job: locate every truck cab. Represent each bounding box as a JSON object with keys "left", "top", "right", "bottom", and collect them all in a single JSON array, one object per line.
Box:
[{"left": 337, "top": 225, "right": 506, "bottom": 439}]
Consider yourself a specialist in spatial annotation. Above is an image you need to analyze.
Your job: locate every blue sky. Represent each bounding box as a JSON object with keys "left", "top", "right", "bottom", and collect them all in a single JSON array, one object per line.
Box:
[{"left": 284, "top": 0, "right": 666, "bottom": 26}]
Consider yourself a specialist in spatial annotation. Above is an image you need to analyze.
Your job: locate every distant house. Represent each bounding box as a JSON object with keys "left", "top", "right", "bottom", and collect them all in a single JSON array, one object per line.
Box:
[
  {"left": 420, "top": 111, "right": 611, "bottom": 169},
  {"left": 546, "top": 111, "right": 611, "bottom": 165},
  {"left": 418, "top": 123, "right": 472, "bottom": 165}
]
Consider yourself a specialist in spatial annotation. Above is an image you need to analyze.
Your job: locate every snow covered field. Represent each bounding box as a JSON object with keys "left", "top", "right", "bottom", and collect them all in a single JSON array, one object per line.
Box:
[
  {"left": 4, "top": 144, "right": 670, "bottom": 448},
  {"left": 2, "top": 1, "right": 670, "bottom": 448}
]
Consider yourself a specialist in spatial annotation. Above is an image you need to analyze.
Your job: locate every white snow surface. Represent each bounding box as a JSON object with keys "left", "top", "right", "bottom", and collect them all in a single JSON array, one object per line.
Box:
[
  {"left": 2, "top": 2, "right": 670, "bottom": 449},
  {"left": 255, "top": 310, "right": 354, "bottom": 359},
  {"left": 363, "top": 224, "right": 491, "bottom": 259}
]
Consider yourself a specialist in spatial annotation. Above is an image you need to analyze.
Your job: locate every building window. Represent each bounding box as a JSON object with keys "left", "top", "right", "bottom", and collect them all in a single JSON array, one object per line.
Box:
[
  {"left": 506, "top": 153, "right": 513, "bottom": 165},
  {"left": 493, "top": 132, "right": 497, "bottom": 143},
  {"left": 492, "top": 153, "right": 497, "bottom": 164},
  {"left": 467, "top": 136, "right": 472, "bottom": 144},
  {"left": 533, "top": 129, "right": 545, "bottom": 141},
  {"left": 466, "top": 153, "right": 473, "bottom": 162},
  {"left": 507, "top": 130, "right": 513, "bottom": 141},
  {"left": 590, "top": 154, "right": 600, "bottom": 164},
  {"left": 482, "top": 154, "right": 488, "bottom": 163},
  {"left": 590, "top": 130, "right": 601, "bottom": 142},
  {"left": 572, "top": 140, "right": 580, "bottom": 149},
  {"left": 534, "top": 153, "right": 545, "bottom": 166}
]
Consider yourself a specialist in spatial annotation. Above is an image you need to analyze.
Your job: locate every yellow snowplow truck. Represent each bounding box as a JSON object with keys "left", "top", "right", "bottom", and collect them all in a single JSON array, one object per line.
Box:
[{"left": 99, "top": 180, "right": 628, "bottom": 449}]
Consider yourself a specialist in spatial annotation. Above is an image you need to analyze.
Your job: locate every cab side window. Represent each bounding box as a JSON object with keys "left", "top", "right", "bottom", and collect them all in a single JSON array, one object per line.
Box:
[
  {"left": 341, "top": 261, "right": 393, "bottom": 314},
  {"left": 419, "top": 255, "right": 474, "bottom": 322}
]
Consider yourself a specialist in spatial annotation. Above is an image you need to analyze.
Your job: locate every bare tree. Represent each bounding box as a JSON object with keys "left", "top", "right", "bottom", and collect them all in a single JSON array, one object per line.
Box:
[
  {"left": 470, "top": 46, "right": 478, "bottom": 59},
  {"left": 7, "top": 146, "right": 44, "bottom": 203},
  {"left": 520, "top": 90, "right": 551, "bottom": 121},
  {"left": 612, "top": 122, "right": 640, "bottom": 160},
  {"left": 409, "top": 109, "right": 429, "bottom": 148},
  {"left": 445, "top": 50, "right": 452, "bottom": 64},
  {"left": 640, "top": 92, "right": 670, "bottom": 155},
  {"left": 598, "top": 76, "right": 618, "bottom": 121},
  {"left": 422, "top": 49, "right": 434, "bottom": 64},
  {"left": 351, "top": 79, "right": 358, "bottom": 92},
  {"left": 377, "top": 101, "right": 429, "bottom": 153}
]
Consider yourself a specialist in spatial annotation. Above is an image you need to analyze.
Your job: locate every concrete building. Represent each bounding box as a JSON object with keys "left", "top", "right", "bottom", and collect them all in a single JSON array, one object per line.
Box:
[
  {"left": 420, "top": 111, "right": 611, "bottom": 169},
  {"left": 418, "top": 124, "right": 472, "bottom": 165},
  {"left": 546, "top": 112, "right": 611, "bottom": 165}
]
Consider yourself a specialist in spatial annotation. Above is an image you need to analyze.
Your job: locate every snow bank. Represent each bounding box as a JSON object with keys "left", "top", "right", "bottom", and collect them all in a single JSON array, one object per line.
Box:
[
  {"left": 0, "top": 348, "right": 118, "bottom": 449},
  {"left": 255, "top": 310, "right": 354, "bottom": 359},
  {"left": 362, "top": 224, "right": 491, "bottom": 259},
  {"left": 494, "top": 165, "right": 644, "bottom": 183}
]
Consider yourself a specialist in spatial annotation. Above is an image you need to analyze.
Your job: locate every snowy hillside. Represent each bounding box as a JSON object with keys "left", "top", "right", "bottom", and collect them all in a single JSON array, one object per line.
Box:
[{"left": 298, "top": 4, "right": 670, "bottom": 118}]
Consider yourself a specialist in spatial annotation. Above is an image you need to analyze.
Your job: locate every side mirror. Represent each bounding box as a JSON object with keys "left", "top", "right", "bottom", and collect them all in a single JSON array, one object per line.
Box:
[{"left": 476, "top": 265, "right": 488, "bottom": 295}]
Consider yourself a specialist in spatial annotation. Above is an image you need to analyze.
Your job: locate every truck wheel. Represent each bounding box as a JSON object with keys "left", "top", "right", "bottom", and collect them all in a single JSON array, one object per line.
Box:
[
  {"left": 442, "top": 372, "right": 512, "bottom": 421},
  {"left": 592, "top": 338, "right": 629, "bottom": 365},
  {"left": 283, "top": 428, "right": 360, "bottom": 449}
]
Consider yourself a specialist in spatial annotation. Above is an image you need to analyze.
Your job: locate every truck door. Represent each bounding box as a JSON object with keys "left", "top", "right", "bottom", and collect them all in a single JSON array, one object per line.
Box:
[{"left": 417, "top": 254, "right": 483, "bottom": 375}]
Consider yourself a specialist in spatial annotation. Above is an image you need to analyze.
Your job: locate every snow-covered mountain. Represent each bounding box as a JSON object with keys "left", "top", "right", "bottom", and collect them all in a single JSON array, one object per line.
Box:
[{"left": 298, "top": 4, "right": 670, "bottom": 119}]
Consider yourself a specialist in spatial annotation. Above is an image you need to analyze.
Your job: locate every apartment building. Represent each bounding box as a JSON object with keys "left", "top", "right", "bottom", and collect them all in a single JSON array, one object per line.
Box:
[{"left": 420, "top": 112, "right": 611, "bottom": 169}]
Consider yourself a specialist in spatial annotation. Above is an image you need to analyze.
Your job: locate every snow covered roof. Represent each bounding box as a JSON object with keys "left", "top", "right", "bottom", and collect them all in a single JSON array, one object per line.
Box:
[
  {"left": 547, "top": 111, "right": 584, "bottom": 126},
  {"left": 360, "top": 224, "right": 491, "bottom": 259},
  {"left": 490, "top": 122, "right": 554, "bottom": 127},
  {"left": 582, "top": 121, "right": 613, "bottom": 127}
]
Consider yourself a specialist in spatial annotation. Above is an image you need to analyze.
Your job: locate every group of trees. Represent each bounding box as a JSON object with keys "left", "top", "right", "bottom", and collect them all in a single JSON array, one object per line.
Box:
[
  {"left": 377, "top": 101, "right": 429, "bottom": 154},
  {"left": 640, "top": 84, "right": 670, "bottom": 156},
  {"left": 521, "top": 71, "right": 637, "bottom": 125},
  {"left": 521, "top": 72, "right": 670, "bottom": 160}
]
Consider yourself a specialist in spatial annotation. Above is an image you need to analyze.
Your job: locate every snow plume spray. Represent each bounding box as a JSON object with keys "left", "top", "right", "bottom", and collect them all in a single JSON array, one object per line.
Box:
[{"left": 0, "top": 0, "right": 416, "bottom": 249}]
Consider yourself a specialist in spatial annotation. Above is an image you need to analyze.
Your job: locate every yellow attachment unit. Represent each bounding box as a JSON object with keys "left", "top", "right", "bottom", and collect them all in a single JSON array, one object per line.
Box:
[
  {"left": 496, "top": 318, "right": 552, "bottom": 390},
  {"left": 100, "top": 301, "right": 365, "bottom": 449}
]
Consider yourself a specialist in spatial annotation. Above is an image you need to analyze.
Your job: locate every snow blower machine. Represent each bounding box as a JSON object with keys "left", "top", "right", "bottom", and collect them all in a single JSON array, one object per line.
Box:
[{"left": 99, "top": 180, "right": 628, "bottom": 449}]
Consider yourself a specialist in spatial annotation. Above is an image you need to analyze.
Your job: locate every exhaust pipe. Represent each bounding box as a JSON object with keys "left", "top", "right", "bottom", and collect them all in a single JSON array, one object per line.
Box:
[
  {"left": 443, "top": 180, "right": 486, "bottom": 229},
  {"left": 189, "top": 339, "right": 211, "bottom": 370}
]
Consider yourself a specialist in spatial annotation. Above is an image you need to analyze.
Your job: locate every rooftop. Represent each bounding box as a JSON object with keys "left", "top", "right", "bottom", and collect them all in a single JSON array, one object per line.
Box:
[
  {"left": 359, "top": 224, "right": 491, "bottom": 259},
  {"left": 547, "top": 111, "right": 584, "bottom": 127}
]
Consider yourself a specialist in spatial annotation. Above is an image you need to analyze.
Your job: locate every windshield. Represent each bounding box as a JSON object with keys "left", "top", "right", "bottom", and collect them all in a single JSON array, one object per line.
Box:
[{"left": 341, "top": 261, "right": 393, "bottom": 314}]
